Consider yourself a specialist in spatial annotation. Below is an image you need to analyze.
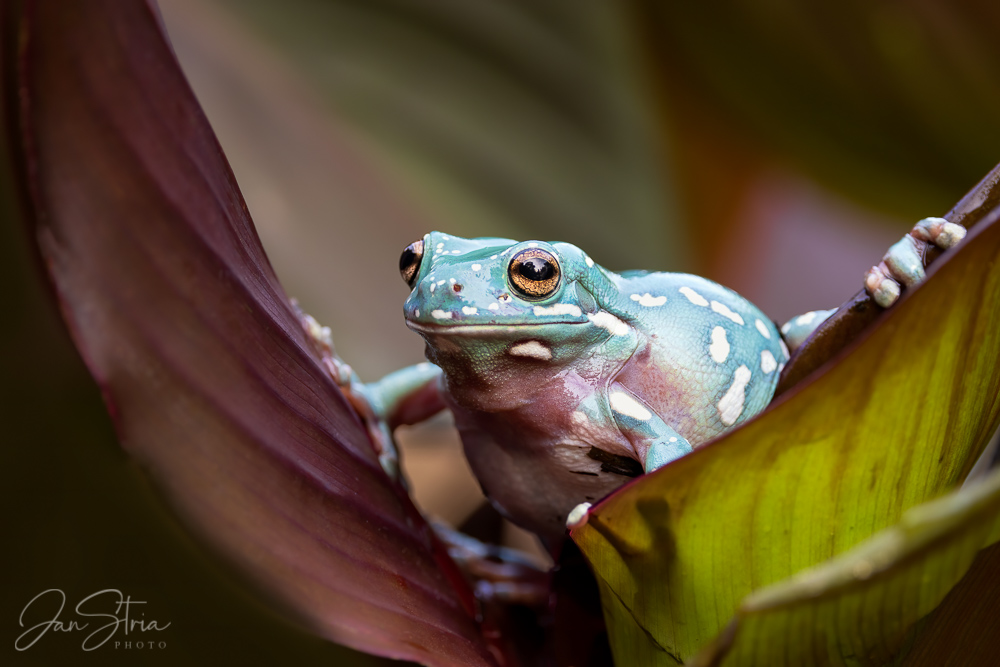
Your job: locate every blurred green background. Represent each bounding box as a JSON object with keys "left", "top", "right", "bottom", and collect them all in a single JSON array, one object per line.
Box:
[{"left": 3, "top": 0, "right": 998, "bottom": 664}]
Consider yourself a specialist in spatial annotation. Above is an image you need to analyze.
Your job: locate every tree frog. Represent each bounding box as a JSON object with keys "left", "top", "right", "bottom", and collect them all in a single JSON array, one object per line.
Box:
[{"left": 324, "top": 217, "right": 965, "bottom": 542}]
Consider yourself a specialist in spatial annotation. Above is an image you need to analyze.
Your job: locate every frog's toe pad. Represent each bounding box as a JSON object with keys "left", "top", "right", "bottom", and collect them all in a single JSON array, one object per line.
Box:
[{"left": 912, "top": 217, "right": 967, "bottom": 249}]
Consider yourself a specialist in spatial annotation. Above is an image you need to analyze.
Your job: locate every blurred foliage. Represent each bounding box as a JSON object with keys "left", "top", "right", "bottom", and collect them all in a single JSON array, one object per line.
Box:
[
  {"left": 218, "top": 0, "right": 682, "bottom": 272},
  {"left": 640, "top": 0, "right": 1000, "bottom": 218}
]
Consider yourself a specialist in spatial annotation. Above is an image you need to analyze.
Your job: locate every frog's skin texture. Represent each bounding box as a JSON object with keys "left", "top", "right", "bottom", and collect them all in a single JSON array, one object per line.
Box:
[{"left": 350, "top": 217, "right": 965, "bottom": 542}]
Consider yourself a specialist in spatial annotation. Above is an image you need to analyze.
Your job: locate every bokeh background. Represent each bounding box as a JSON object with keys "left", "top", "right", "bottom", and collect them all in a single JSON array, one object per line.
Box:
[{"left": 3, "top": 0, "right": 999, "bottom": 664}]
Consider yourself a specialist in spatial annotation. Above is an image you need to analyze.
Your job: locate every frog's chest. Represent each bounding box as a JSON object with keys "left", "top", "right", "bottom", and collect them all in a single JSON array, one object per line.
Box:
[{"left": 445, "top": 364, "right": 637, "bottom": 540}]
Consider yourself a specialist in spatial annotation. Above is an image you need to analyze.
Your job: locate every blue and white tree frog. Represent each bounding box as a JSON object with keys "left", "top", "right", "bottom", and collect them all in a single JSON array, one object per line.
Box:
[{"left": 316, "top": 217, "right": 965, "bottom": 543}]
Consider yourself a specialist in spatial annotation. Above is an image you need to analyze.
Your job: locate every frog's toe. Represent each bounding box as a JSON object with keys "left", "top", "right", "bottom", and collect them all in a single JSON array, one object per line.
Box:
[
  {"left": 379, "top": 451, "right": 400, "bottom": 480},
  {"left": 884, "top": 235, "right": 927, "bottom": 289},
  {"left": 866, "top": 217, "right": 967, "bottom": 309},
  {"left": 911, "top": 217, "right": 967, "bottom": 250},
  {"left": 865, "top": 264, "right": 902, "bottom": 308}
]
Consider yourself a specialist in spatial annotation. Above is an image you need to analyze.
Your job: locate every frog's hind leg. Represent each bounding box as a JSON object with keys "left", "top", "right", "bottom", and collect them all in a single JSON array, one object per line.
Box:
[
  {"left": 780, "top": 309, "right": 837, "bottom": 353},
  {"left": 865, "top": 217, "right": 966, "bottom": 308}
]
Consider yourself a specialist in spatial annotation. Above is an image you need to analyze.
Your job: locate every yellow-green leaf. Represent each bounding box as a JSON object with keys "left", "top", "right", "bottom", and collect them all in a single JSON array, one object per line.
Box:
[
  {"left": 571, "top": 204, "right": 1000, "bottom": 665},
  {"left": 690, "top": 467, "right": 1000, "bottom": 666}
]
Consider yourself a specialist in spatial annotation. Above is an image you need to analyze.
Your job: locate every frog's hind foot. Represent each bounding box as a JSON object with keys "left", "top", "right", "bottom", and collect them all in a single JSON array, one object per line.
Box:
[{"left": 864, "top": 217, "right": 966, "bottom": 308}]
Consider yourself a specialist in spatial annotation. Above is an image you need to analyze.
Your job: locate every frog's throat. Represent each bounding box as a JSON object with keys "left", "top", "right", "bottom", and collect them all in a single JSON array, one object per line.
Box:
[{"left": 405, "top": 321, "right": 586, "bottom": 336}]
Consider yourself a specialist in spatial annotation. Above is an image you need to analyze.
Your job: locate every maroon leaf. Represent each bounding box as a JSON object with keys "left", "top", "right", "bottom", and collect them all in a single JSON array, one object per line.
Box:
[{"left": 3, "top": 1, "right": 496, "bottom": 664}]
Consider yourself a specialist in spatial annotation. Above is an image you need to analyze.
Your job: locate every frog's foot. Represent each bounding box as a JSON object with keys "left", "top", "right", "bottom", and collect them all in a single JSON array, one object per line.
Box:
[
  {"left": 293, "top": 300, "right": 445, "bottom": 480},
  {"left": 432, "top": 521, "right": 550, "bottom": 608},
  {"left": 864, "top": 217, "right": 967, "bottom": 308}
]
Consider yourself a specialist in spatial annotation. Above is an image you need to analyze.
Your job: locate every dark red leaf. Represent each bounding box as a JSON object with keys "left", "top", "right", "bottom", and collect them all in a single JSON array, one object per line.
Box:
[
  {"left": 4, "top": 1, "right": 496, "bottom": 664},
  {"left": 901, "top": 540, "right": 1000, "bottom": 665}
]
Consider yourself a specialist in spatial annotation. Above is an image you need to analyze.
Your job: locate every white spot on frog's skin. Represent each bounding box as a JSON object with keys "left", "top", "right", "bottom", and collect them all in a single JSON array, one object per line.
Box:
[
  {"left": 709, "top": 326, "right": 730, "bottom": 363},
  {"left": 533, "top": 303, "right": 583, "bottom": 317},
  {"left": 761, "top": 350, "right": 777, "bottom": 374},
  {"left": 755, "top": 319, "right": 771, "bottom": 339},
  {"left": 630, "top": 293, "right": 667, "bottom": 307},
  {"left": 429, "top": 283, "right": 436, "bottom": 293},
  {"left": 415, "top": 309, "right": 420, "bottom": 317},
  {"left": 566, "top": 502, "right": 592, "bottom": 529},
  {"left": 779, "top": 339, "right": 790, "bottom": 359},
  {"left": 449, "top": 278, "right": 457, "bottom": 284},
  {"left": 680, "top": 286, "right": 709, "bottom": 307},
  {"left": 610, "top": 391, "right": 652, "bottom": 421},
  {"left": 509, "top": 340, "right": 552, "bottom": 360},
  {"left": 488, "top": 303, "right": 499, "bottom": 310},
  {"left": 436, "top": 243, "right": 444, "bottom": 249},
  {"left": 471, "top": 263, "right": 482, "bottom": 271},
  {"left": 778, "top": 362, "right": 785, "bottom": 373},
  {"left": 437, "top": 280, "right": 446, "bottom": 286},
  {"left": 431, "top": 309, "right": 453, "bottom": 320},
  {"left": 528, "top": 242, "right": 538, "bottom": 248},
  {"left": 588, "top": 311, "right": 630, "bottom": 336},
  {"left": 462, "top": 306, "right": 478, "bottom": 315},
  {"left": 781, "top": 321, "right": 792, "bottom": 334},
  {"left": 585, "top": 255, "right": 594, "bottom": 268},
  {"left": 718, "top": 365, "right": 752, "bottom": 426},
  {"left": 711, "top": 301, "right": 745, "bottom": 325}
]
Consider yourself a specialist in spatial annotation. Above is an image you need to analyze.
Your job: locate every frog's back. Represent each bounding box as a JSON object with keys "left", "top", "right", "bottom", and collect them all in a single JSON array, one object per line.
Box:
[{"left": 610, "top": 271, "right": 788, "bottom": 444}]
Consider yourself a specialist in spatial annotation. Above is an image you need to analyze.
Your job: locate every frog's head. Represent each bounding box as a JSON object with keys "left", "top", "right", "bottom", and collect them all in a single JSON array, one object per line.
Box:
[{"left": 398, "top": 232, "right": 630, "bottom": 409}]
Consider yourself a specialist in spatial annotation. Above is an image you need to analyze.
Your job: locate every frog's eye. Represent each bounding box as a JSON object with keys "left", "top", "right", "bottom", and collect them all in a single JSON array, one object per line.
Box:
[
  {"left": 508, "top": 248, "right": 560, "bottom": 299},
  {"left": 399, "top": 240, "right": 424, "bottom": 288}
]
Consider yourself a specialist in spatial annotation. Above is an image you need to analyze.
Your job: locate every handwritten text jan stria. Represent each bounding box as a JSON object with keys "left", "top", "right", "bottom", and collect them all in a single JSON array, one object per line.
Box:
[{"left": 16, "top": 589, "right": 171, "bottom": 651}]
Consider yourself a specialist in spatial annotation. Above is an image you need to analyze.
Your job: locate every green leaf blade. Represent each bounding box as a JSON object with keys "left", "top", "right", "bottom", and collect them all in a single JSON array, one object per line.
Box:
[
  {"left": 694, "top": 468, "right": 1000, "bottom": 666},
  {"left": 572, "top": 201, "right": 1000, "bottom": 664}
]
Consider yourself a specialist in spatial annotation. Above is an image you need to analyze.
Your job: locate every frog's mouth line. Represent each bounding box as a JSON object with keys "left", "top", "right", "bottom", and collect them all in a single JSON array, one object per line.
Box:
[{"left": 405, "top": 320, "right": 585, "bottom": 336}]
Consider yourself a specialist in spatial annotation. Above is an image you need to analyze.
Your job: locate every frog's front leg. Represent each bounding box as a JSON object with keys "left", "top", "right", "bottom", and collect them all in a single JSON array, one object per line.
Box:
[
  {"left": 865, "top": 217, "right": 967, "bottom": 308},
  {"left": 296, "top": 303, "right": 446, "bottom": 478},
  {"left": 607, "top": 383, "right": 693, "bottom": 473},
  {"left": 354, "top": 362, "right": 445, "bottom": 478}
]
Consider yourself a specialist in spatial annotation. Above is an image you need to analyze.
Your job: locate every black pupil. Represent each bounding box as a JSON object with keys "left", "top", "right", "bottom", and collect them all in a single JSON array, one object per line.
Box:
[
  {"left": 518, "top": 256, "right": 555, "bottom": 282},
  {"left": 400, "top": 246, "right": 417, "bottom": 272}
]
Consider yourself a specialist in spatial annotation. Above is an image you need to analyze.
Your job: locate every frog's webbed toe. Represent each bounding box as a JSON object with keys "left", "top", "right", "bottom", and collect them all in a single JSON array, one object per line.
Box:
[{"left": 864, "top": 217, "right": 967, "bottom": 308}]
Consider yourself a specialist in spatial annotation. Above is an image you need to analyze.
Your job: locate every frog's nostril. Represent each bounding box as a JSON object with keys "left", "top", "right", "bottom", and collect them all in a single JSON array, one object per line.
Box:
[{"left": 452, "top": 283, "right": 463, "bottom": 293}]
